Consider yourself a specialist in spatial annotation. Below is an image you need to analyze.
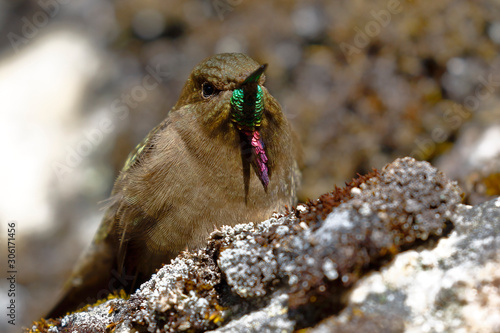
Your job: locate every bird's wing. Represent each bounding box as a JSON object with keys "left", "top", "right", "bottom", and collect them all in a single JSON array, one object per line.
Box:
[
  {"left": 121, "top": 118, "right": 171, "bottom": 175},
  {"left": 108, "top": 117, "right": 174, "bottom": 270}
]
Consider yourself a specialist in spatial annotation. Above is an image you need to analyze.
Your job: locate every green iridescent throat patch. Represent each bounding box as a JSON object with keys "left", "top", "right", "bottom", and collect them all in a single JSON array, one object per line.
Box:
[{"left": 230, "top": 85, "right": 264, "bottom": 129}]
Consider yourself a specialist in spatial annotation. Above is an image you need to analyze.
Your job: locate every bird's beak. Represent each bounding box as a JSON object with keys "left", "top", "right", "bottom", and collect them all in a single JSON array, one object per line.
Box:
[
  {"left": 243, "top": 64, "right": 267, "bottom": 85},
  {"left": 230, "top": 64, "right": 267, "bottom": 131}
]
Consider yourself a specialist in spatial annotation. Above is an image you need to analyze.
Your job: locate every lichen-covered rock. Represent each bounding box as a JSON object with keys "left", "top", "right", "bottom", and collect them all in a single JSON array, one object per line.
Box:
[
  {"left": 215, "top": 157, "right": 461, "bottom": 328},
  {"left": 308, "top": 197, "right": 500, "bottom": 333},
  {"left": 31, "top": 157, "right": 466, "bottom": 333}
]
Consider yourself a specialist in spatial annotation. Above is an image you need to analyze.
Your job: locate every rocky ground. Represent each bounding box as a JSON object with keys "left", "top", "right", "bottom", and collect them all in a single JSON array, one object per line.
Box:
[{"left": 29, "top": 157, "right": 500, "bottom": 333}]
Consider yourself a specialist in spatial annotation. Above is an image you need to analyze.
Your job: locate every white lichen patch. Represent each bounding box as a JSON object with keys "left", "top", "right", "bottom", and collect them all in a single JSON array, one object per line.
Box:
[{"left": 339, "top": 198, "right": 500, "bottom": 333}]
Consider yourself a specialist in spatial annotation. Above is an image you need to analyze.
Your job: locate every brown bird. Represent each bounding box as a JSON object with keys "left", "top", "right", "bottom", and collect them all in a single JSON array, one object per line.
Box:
[{"left": 47, "top": 53, "right": 301, "bottom": 318}]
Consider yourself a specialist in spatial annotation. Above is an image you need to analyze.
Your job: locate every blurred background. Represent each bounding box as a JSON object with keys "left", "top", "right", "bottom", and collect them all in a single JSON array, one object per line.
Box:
[{"left": 1, "top": 0, "right": 500, "bottom": 331}]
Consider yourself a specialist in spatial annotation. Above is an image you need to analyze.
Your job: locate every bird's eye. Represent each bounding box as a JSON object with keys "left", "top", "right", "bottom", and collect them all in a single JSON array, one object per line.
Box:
[{"left": 202, "top": 82, "right": 216, "bottom": 98}]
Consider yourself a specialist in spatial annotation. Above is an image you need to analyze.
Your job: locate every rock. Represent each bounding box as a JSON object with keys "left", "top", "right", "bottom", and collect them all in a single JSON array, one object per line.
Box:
[
  {"left": 308, "top": 198, "right": 500, "bottom": 333},
  {"left": 32, "top": 157, "right": 487, "bottom": 333}
]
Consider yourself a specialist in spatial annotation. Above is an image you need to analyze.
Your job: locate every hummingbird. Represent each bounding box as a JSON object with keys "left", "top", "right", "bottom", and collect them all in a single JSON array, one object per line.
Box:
[{"left": 47, "top": 53, "right": 301, "bottom": 318}]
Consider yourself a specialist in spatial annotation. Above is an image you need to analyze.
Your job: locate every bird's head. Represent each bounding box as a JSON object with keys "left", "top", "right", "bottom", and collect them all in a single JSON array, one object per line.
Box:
[
  {"left": 174, "top": 53, "right": 276, "bottom": 189},
  {"left": 175, "top": 53, "right": 268, "bottom": 129}
]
